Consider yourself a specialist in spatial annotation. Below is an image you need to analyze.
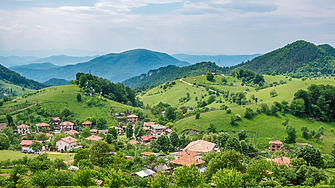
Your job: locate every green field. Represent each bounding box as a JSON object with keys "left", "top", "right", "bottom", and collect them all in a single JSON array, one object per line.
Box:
[
  {"left": 0, "top": 80, "right": 34, "bottom": 99},
  {"left": 0, "top": 150, "right": 74, "bottom": 162},
  {"left": 0, "top": 84, "right": 135, "bottom": 126}
]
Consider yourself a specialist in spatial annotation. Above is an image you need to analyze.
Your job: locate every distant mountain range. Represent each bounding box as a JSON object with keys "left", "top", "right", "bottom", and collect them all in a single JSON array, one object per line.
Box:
[
  {"left": 10, "top": 49, "right": 190, "bottom": 83},
  {"left": 43, "top": 78, "right": 69, "bottom": 86},
  {"left": 0, "top": 49, "right": 105, "bottom": 57},
  {"left": 172, "top": 54, "right": 261, "bottom": 66}
]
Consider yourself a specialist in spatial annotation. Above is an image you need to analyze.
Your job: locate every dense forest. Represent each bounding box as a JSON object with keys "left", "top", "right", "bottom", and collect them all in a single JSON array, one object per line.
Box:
[
  {"left": 0, "top": 64, "right": 47, "bottom": 90},
  {"left": 75, "top": 73, "right": 142, "bottom": 107},
  {"left": 228, "top": 40, "right": 335, "bottom": 78},
  {"left": 123, "top": 61, "right": 229, "bottom": 91}
]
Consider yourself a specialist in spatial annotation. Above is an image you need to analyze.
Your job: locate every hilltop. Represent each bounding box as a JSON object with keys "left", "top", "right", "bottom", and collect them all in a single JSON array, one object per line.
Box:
[
  {"left": 123, "top": 61, "right": 229, "bottom": 89},
  {"left": 10, "top": 49, "right": 189, "bottom": 83},
  {"left": 229, "top": 40, "right": 335, "bottom": 77},
  {"left": 43, "top": 78, "right": 69, "bottom": 86}
]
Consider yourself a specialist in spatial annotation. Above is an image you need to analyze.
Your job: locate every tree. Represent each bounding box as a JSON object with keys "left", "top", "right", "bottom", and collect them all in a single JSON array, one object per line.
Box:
[
  {"left": 75, "top": 167, "right": 95, "bottom": 188},
  {"left": 108, "top": 127, "right": 118, "bottom": 140},
  {"left": 60, "top": 107, "right": 72, "bottom": 118},
  {"left": 78, "top": 159, "right": 94, "bottom": 169},
  {"left": 74, "top": 149, "right": 90, "bottom": 165},
  {"left": 207, "top": 123, "right": 217, "bottom": 133},
  {"left": 225, "top": 137, "right": 241, "bottom": 152},
  {"left": 106, "top": 168, "right": 128, "bottom": 188},
  {"left": 173, "top": 164, "right": 202, "bottom": 187},
  {"left": 89, "top": 140, "right": 114, "bottom": 166},
  {"left": 155, "top": 134, "right": 170, "bottom": 152},
  {"left": 206, "top": 72, "right": 214, "bottom": 81},
  {"left": 238, "top": 129, "right": 247, "bottom": 140},
  {"left": 240, "top": 140, "right": 249, "bottom": 154},
  {"left": 6, "top": 114, "right": 13, "bottom": 126},
  {"left": 97, "top": 118, "right": 107, "bottom": 129},
  {"left": 165, "top": 106, "right": 175, "bottom": 121},
  {"left": 244, "top": 108, "right": 254, "bottom": 119},
  {"left": 31, "top": 141, "right": 43, "bottom": 153},
  {"left": 301, "top": 126, "right": 309, "bottom": 139},
  {"left": 76, "top": 93, "right": 82, "bottom": 102},
  {"left": 170, "top": 131, "right": 179, "bottom": 147},
  {"left": 105, "top": 134, "right": 113, "bottom": 144},
  {"left": 285, "top": 125, "right": 296, "bottom": 143},
  {"left": 81, "top": 126, "right": 91, "bottom": 138},
  {"left": 290, "top": 98, "right": 306, "bottom": 117},
  {"left": 205, "top": 150, "right": 245, "bottom": 181},
  {"left": 180, "top": 106, "right": 188, "bottom": 114},
  {"left": 0, "top": 133, "right": 10, "bottom": 150},
  {"left": 125, "top": 123, "right": 133, "bottom": 139},
  {"left": 195, "top": 112, "right": 200, "bottom": 119},
  {"left": 270, "top": 89, "right": 277, "bottom": 97},
  {"left": 217, "top": 132, "right": 230, "bottom": 148},
  {"left": 9, "top": 165, "right": 28, "bottom": 187},
  {"left": 54, "top": 158, "right": 66, "bottom": 171},
  {"left": 31, "top": 168, "right": 56, "bottom": 188},
  {"left": 295, "top": 145, "right": 324, "bottom": 168},
  {"left": 212, "top": 169, "right": 243, "bottom": 188},
  {"left": 134, "top": 122, "right": 145, "bottom": 138},
  {"left": 148, "top": 170, "right": 169, "bottom": 188},
  {"left": 203, "top": 133, "right": 218, "bottom": 143}
]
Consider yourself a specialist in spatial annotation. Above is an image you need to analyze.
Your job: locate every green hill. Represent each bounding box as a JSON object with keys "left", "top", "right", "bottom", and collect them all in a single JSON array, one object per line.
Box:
[
  {"left": 0, "top": 84, "right": 135, "bottom": 127},
  {"left": 10, "top": 49, "right": 190, "bottom": 83},
  {"left": 43, "top": 78, "right": 69, "bottom": 86},
  {"left": 11, "top": 62, "right": 58, "bottom": 70},
  {"left": 123, "top": 61, "right": 229, "bottom": 89},
  {"left": 0, "top": 80, "right": 34, "bottom": 99},
  {"left": 0, "top": 63, "right": 47, "bottom": 90},
  {"left": 229, "top": 40, "right": 335, "bottom": 77},
  {"left": 319, "top": 44, "right": 335, "bottom": 57}
]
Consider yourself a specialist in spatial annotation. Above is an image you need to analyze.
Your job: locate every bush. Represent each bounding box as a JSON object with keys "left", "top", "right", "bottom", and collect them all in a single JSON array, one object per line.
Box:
[
  {"left": 230, "top": 117, "right": 238, "bottom": 125},
  {"left": 235, "top": 114, "right": 241, "bottom": 121},
  {"left": 244, "top": 108, "right": 254, "bottom": 119},
  {"left": 226, "top": 109, "right": 231, "bottom": 114},
  {"left": 195, "top": 112, "right": 200, "bottom": 119}
]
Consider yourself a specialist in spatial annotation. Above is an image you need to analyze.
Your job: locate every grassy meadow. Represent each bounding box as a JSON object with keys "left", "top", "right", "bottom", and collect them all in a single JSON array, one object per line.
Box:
[{"left": 0, "top": 150, "right": 74, "bottom": 162}]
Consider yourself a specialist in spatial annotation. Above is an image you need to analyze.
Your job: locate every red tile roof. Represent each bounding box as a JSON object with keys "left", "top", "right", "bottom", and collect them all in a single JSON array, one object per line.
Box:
[
  {"left": 143, "top": 122, "right": 155, "bottom": 126},
  {"left": 17, "top": 124, "right": 29, "bottom": 129},
  {"left": 183, "top": 140, "right": 216, "bottom": 153},
  {"left": 52, "top": 117, "right": 60, "bottom": 121},
  {"left": 269, "top": 140, "right": 283, "bottom": 145},
  {"left": 67, "top": 130, "right": 79, "bottom": 135},
  {"left": 86, "top": 135, "right": 103, "bottom": 141},
  {"left": 272, "top": 157, "right": 291, "bottom": 166},
  {"left": 60, "top": 121, "right": 74, "bottom": 126},
  {"left": 20, "top": 140, "right": 43, "bottom": 146},
  {"left": 36, "top": 123, "right": 49, "bottom": 127},
  {"left": 129, "top": 140, "right": 139, "bottom": 145},
  {"left": 82, "top": 121, "right": 92, "bottom": 125},
  {"left": 171, "top": 155, "right": 205, "bottom": 166},
  {"left": 59, "top": 136, "right": 77, "bottom": 143},
  {"left": 173, "top": 151, "right": 200, "bottom": 157},
  {"left": 46, "top": 133, "right": 54, "bottom": 137},
  {"left": 127, "top": 114, "right": 138, "bottom": 118},
  {"left": 138, "top": 135, "right": 156, "bottom": 141}
]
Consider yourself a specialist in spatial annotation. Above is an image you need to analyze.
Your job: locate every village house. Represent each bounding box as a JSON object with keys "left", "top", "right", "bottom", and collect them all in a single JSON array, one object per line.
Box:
[
  {"left": 46, "top": 133, "right": 54, "bottom": 140},
  {"left": 17, "top": 124, "right": 30, "bottom": 135},
  {"left": 20, "top": 140, "right": 45, "bottom": 152},
  {"left": 127, "top": 114, "right": 138, "bottom": 123},
  {"left": 60, "top": 121, "right": 74, "bottom": 131},
  {"left": 272, "top": 156, "right": 291, "bottom": 166},
  {"left": 82, "top": 121, "right": 92, "bottom": 129},
  {"left": 86, "top": 135, "right": 103, "bottom": 141},
  {"left": 170, "top": 155, "right": 205, "bottom": 169},
  {"left": 170, "top": 151, "right": 201, "bottom": 159},
  {"left": 150, "top": 124, "right": 168, "bottom": 137},
  {"left": 90, "top": 129, "right": 99, "bottom": 135},
  {"left": 52, "top": 117, "right": 61, "bottom": 128},
  {"left": 269, "top": 140, "right": 283, "bottom": 152},
  {"left": 183, "top": 140, "right": 216, "bottom": 154},
  {"left": 129, "top": 140, "right": 139, "bottom": 145},
  {"left": 66, "top": 130, "right": 79, "bottom": 135},
  {"left": 0, "top": 123, "right": 7, "bottom": 132},
  {"left": 36, "top": 123, "right": 50, "bottom": 132},
  {"left": 143, "top": 122, "right": 155, "bottom": 134},
  {"left": 110, "top": 126, "right": 123, "bottom": 135},
  {"left": 56, "top": 136, "right": 78, "bottom": 152},
  {"left": 141, "top": 152, "right": 165, "bottom": 160},
  {"left": 138, "top": 135, "right": 156, "bottom": 144}
]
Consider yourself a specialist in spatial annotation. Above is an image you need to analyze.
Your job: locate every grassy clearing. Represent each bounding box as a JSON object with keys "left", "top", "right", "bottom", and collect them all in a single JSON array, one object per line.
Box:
[
  {"left": 0, "top": 150, "right": 74, "bottom": 162},
  {"left": 0, "top": 80, "right": 34, "bottom": 99}
]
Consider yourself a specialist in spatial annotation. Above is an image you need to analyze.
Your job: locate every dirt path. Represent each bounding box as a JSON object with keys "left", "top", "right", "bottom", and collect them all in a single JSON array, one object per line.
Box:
[{"left": 179, "top": 79, "right": 224, "bottom": 95}]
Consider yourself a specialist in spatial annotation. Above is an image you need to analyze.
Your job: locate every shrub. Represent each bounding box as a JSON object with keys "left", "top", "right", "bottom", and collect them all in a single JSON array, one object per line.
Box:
[
  {"left": 226, "top": 109, "right": 231, "bottom": 114},
  {"left": 235, "top": 114, "right": 241, "bottom": 121}
]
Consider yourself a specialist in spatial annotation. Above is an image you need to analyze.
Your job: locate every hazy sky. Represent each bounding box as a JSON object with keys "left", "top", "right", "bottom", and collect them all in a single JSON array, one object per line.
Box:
[{"left": 0, "top": 0, "right": 334, "bottom": 55}]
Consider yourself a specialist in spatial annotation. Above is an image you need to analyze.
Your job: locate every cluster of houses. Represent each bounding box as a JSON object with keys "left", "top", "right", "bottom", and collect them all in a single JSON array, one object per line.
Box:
[{"left": 137, "top": 122, "right": 172, "bottom": 144}]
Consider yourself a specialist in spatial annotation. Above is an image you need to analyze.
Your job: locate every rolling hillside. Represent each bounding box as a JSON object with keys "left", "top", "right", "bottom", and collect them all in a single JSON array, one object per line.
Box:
[
  {"left": 229, "top": 40, "right": 335, "bottom": 77},
  {"left": 11, "top": 62, "right": 58, "bottom": 70},
  {"left": 43, "top": 78, "right": 69, "bottom": 86},
  {"left": 10, "top": 49, "right": 190, "bottom": 83}
]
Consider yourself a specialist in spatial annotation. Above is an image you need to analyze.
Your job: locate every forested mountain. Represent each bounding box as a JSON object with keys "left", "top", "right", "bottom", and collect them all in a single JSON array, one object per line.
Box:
[
  {"left": 172, "top": 53, "right": 261, "bottom": 66},
  {"left": 43, "top": 78, "right": 69, "bottom": 86},
  {"left": 11, "top": 62, "right": 58, "bottom": 70},
  {"left": 0, "top": 55, "right": 39, "bottom": 67},
  {"left": 10, "top": 49, "right": 190, "bottom": 83},
  {"left": 0, "top": 64, "right": 47, "bottom": 90},
  {"left": 228, "top": 40, "right": 335, "bottom": 77},
  {"left": 123, "top": 61, "right": 228, "bottom": 89},
  {"left": 319, "top": 44, "right": 335, "bottom": 57},
  {"left": 29, "top": 54, "right": 98, "bottom": 66}
]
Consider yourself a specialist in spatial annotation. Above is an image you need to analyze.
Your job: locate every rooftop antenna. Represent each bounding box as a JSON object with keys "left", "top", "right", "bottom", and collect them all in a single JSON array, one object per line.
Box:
[{"left": 89, "top": 68, "right": 91, "bottom": 75}]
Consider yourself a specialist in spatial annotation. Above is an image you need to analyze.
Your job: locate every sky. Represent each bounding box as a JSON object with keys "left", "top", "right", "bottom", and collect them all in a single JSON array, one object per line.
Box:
[{"left": 0, "top": 0, "right": 335, "bottom": 55}]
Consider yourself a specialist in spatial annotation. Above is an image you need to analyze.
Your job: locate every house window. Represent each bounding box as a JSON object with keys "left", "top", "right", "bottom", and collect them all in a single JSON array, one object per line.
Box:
[
  {"left": 60, "top": 143, "right": 62, "bottom": 145},
  {"left": 272, "top": 149, "right": 275, "bottom": 151}
]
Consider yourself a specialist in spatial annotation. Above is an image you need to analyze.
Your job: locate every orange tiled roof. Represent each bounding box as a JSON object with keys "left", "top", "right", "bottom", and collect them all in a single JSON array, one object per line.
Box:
[
  {"left": 269, "top": 140, "right": 283, "bottom": 145},
  {"left": 143, "top": 122, "right": 155, "bottom": 126},
  {"left": 272, "top": 157, "right": 291, "bottom": 166},
  {"left": 36, "top": 123, "right": 49, "bottom": 127},
  {"left": 17, "top": 124, "right": 29, "bottom": 129},
  {"left": 183, "top": 140, "right": 216, "bottom": 153},
  {"left": 60, "top": 121, "right": 74, "bottom": 126},
  {"left": 129, "top": 140, "right": 139, "bottom": 145},
  {"left": 86, "top": 135, "right": 103, "bottom": 141},
  {"left": 82, "top": 121, "right": 92, "bottom": 125},
  {"left": 173, "top": 151, "right": 200, "bottom": 157},
  {"left": 138, "top": 135, "right": 156, "bottom": 141},
  {"left": 171, "top": 155, "right": 205, "bottom": 166},
  {"left": 20, "top": 140, "right": 43, "bottom": 146},
  {"left": 127, "top": 114, "right": 138, "bottom": 118},
  {"left": 52, "top": 117, "right": 60, "bottom": 121},
  {"left": 59, "top": 136, "right": 77, "bottom": 143},
  {"left": 67, "top": 130, "right": 79, "bottom": 135},
  {"left": 46, "top": 133, "right": 54, "bottom": 137},
  {"left": 143, "top": 127, "right": 150, "bottom": 131}
]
